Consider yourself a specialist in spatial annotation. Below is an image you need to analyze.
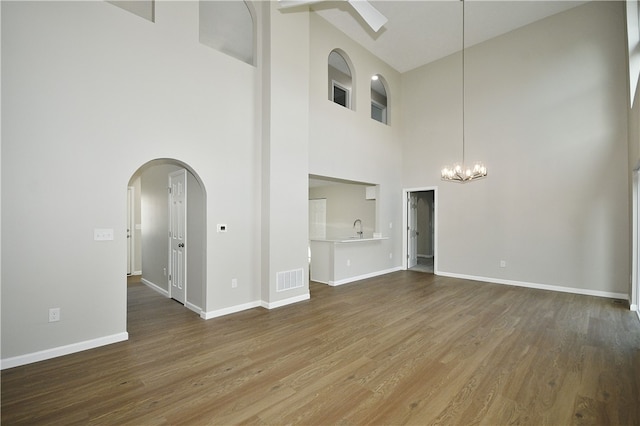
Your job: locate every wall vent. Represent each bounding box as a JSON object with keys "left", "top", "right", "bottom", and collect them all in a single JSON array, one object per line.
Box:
[{"left": 277, "top": 268, "right": 304, "bottom": 292}]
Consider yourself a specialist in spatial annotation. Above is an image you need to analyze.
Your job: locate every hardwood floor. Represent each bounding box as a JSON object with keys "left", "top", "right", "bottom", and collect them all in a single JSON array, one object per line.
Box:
[{"left": 2, "top": 272, "right": 640, "bottom": 425}]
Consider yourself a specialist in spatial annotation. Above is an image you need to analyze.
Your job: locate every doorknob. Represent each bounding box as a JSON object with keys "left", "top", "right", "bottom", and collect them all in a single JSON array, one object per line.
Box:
[{"left": 178, "top": 243, "right": 184, "bottom": 248}]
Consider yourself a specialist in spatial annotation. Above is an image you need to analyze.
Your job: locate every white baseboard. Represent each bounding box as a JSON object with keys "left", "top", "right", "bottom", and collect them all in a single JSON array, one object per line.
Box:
[
  {"left": 328, "top": 266, "right": 404, "bottom": 287},
  {"left": 129, "top": 271, "right": 142, "bottom": 276},
  {"left": 141, "top": 278, "right": 169, "bottom": 297},
  {"left": 637, "top": 310, "right": 640, "bottom": 322},
  {"left": 186, "top": 301, "right": 202, "bottom": 315},
  {"left": 261, "top": 293, "right": 310, "bottom": 309},
  {"left": 631, "top": 303, "right": 638, "bottom": 312},
  {"left": 437, "top": 271, "right": 629, "bottom": 300},
  {"left": 201, "top": 301, "right": 262, "bottom": 320},
  {"left": 417, "top": 254, "right": 433, "bottom": 259},
  {"left": 141, "top": 278, "right": 202, "bottom": 315},
  {"left": 201, "top": 293, "right": 311, "bottom": 319},
  {"left": 1, "top": 332, "right": 128, "bottom": 370}
]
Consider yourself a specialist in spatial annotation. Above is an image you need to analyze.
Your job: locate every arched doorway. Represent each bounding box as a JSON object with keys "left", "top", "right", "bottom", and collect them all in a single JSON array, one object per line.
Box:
[{"left": 128, "top": 158, "right": 207, "bottom": 315}]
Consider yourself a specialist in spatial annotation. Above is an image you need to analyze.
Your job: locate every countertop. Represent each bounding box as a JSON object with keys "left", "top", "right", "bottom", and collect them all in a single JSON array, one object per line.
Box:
[{"left": 310, "top": 236, "right": 389, "bottom": 243}]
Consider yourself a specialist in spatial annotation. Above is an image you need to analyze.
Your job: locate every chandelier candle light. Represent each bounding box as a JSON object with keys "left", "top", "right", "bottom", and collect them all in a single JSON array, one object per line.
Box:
[{"left": 441, "top": 0, "right": 487, "bottom": 183}]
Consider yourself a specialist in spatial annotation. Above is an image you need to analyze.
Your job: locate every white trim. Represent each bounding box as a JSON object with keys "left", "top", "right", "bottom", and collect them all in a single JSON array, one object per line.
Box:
[
  {"left": 186, "top": 301, "right": 202, "bottom": 315},
  {"left": 316, "top": 266, "right": 403, "bottom": 287},
  {"left": 140, "top": 278, "right": 200, "bottom": 318},
  {"left": 331, "top": 80, "right": 351, "bottom": 109},
  {"left": 261, "top": 293, "right": 310, "bottom": 309},
  {"left": 371, "top": 99, "right": 387, "bottom": 124},
  {"left": 127, "top": 186, "right": 135, "bottom": 275},
  {"left": 168, "top": 169, "right": 188, "bottom": 305},
  {"left": 1, "top": 332, "right": 128, "bottom": 370},
  {"left": 201, "top": 301, "right": 262, "bottom": 320},
  {"left": 200, "top": 293, "right": 311, "bottom": 319},
  {"left": 131, "top": 270, "right": 142, "bottom": 276},
  {"left": 633, "top": 167, "right": 640, "bottom": 321},
  {"left": 141, "top": 277, "right": 169, "bottom": 297},
  {"left": 627, "top": 0, "right": 640, "bottom": 107},
  {"left": 438, "top": 271, "right": 629, "bottom": 300},
  {"left": 631, "top": 303, "right": 638, "bottom": 311},
  {"left": 637, "top": 310, "right": 640, "bottom": 322},
  {"left": 402, "top": 187, "right": 438, "bottom": 272}
]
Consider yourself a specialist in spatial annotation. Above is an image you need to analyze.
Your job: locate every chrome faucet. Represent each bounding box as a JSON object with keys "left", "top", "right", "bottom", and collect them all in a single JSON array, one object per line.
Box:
[{"left": 353, "top": 219, "right": 363, "bottom": 238}]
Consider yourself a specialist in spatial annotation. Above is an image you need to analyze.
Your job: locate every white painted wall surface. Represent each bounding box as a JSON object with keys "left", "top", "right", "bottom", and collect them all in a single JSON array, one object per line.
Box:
[
  {"left": 402, "top": 2, "right": 629, "bottom": 295},
  {"left": 1, "top": 1, "right": 260, "bottom": 362},
  {"left": 1, "top": 0, "right": 633, "bottom": 368},
  {"left": 308, "top": 13, "right": 404, "bottom": 273},
  {"left": 259, "top": 1, "right": 311, "bottom": 305},
  {"left": 309, "top": 183, "right": 376, "bottom": 239},
  {"left": 141, "top": 162, "right": 181, "bottom": 292}
]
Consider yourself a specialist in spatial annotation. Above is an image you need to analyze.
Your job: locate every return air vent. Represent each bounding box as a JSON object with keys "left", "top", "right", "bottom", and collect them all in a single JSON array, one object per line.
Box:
[{"left": 277, "top": 268, "right": 304, "bottom": 292}]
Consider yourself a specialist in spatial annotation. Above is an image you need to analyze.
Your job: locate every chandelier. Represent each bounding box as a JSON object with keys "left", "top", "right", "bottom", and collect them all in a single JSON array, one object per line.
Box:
[{"left": 441, "top": 0, "right": 487, "bottom": 183}]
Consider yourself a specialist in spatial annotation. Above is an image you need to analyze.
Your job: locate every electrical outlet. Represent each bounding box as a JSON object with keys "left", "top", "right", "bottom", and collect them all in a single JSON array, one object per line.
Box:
[
  {"left": 232, "top": 278, "right": 237, "bottom": 288},
  {"left": 389, "top": 253, "right": 393, "bottom": 259},
  {"left": 49, "top": 308, "right": 60, "bottom": 323},
  {"left": 500, "top": 260, "right": 507, "bottom": 268},
  {"left": 163, "top": 268, "right": 167, "bottom": 276},
  {"left": 347, "top": 259, "right": 351, "bottom": 267}
]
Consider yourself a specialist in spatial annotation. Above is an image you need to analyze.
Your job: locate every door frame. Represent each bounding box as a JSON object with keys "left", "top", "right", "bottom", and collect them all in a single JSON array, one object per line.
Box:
[
  {"left": 127, "top": 186, "right": 135, "bottom": 275},
  {"left": 632, "top": 165, "right": 640, "bottom": 319},
  {"left": 402, "top": 187, "right": 438, "bottom": 272},
  {"left": 407, "top": 193, "right": 418, "bottom": 269}
]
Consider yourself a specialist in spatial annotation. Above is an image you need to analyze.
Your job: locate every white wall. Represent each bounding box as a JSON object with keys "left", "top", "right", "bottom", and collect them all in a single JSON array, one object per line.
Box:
[
  {"left": 627, "top": 1, "right": 640, "bottom": 304},
  {"left": 309, "top": 183, "right": 376, "bottom": 239},
  {"left": 2, "top": 0, "right": 632, "bottom": 368},
  {"left": 402, "top": 2, "right": 629, "bottom": 296},
  {"left": 1, "top": 1, "right": 261, "bottom": 363},
  {"left": 259, "top": 1, "right": 311, "bottom": 306},
  {"left": 128, "top": 175, "right": 142, "bottom": 274},
  {"left": 141, "top": 162, "right": 181, "bottom": 291},
  {"left": 186, "top": 169, "right": 206, "bottom": 311},
  {"left": 308, "top": 13, "right": 404, "bottom": 271},
  {"left": 416, "top": 191, "right": 434, "bottom": 257}
]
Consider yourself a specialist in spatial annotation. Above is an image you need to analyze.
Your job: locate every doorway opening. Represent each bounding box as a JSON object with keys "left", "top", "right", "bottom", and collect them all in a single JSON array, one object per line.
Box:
[
  {"left": 404, "top": 188, "right": 437, "bottom": 274},
  {"left": 128, "top": 158, "right": 207, "bottom": 316}
]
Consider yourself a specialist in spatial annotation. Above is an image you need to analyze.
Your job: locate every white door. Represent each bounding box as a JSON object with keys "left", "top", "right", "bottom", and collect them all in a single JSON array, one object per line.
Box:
[
  {"left": 408, "top": 193, "right": 418, "bottom": 269},
  {"left": 169, "top": 170, "right": 187, "bottom": 304}
]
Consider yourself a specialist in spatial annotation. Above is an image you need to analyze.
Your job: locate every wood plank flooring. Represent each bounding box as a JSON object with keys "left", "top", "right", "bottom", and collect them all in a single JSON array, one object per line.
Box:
[{"left": 2, "top": 272, "right": 640, "bottom": 425}]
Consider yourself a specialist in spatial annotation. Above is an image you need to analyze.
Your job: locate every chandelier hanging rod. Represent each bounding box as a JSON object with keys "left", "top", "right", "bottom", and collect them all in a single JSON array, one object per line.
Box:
[{"left": 441, "top": 0, "right": 487, "bottom": 183}]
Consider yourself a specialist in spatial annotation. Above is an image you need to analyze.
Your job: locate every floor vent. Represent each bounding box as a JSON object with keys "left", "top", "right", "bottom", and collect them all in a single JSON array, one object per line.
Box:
[{"left": 277, "top": 268, "right": 304, "bottom": 292}]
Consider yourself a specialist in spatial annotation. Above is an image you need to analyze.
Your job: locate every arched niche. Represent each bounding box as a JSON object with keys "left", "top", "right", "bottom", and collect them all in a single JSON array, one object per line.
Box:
[
  {"left": 371, "top": 74, "right": 389, "bottom": 124},
  {"left": 328, "top": 49, "right": 355, "bottom": 110}
]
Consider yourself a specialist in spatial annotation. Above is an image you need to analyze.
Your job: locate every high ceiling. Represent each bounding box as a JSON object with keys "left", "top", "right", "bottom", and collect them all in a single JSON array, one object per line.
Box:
[{"left": 307, "top": 0, "right": 588, "bottom": 73}]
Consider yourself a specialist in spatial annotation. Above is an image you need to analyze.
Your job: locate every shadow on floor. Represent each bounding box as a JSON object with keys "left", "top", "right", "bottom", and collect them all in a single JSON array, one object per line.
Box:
[{"left": 409, "top": 257, "right": 433, "bottom": 273}]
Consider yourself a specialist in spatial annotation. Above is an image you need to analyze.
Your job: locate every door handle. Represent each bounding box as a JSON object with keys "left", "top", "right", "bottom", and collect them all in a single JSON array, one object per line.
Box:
[{"left": 178, "top": 243, "right": 185, "bottom": 248}]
